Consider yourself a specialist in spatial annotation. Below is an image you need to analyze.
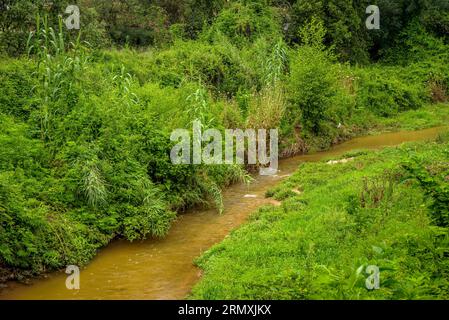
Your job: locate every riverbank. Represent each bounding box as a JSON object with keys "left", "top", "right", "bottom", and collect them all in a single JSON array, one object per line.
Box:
[
  {"left": 190, "top": 129, "right": 449, "bottom": 299},
  {"left": 302, "top": 102, "right": 449, "bottom": 154}
]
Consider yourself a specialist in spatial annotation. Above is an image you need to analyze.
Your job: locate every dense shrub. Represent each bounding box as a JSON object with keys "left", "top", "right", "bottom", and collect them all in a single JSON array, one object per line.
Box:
[
  {"left": 102, "top": 40, "right": 256, "bottom": 98},
  {"left": 382, "top": 21, "right": 449, "bottom": 65},
  {"left": 0, "top": 59, "right": 36, "bottom": 119},
  {"left": 355, "top": 67, "right": 426, "bottom": 117},
  {"left": 288, "top": 46, "right": 337, "bottom": 134},
  {"left": 0, "top": 26, "right": 247, "bottom": 276},
  {"left": 202, "top": 1, "right": 282, "bottom": 47},
  {"left": 286, "top": 0, "right": 370, "bottom": 64},
  {"left": 2, "top": 0, "right": 448, "bottom": 62},
  {"left": 286, "top": 20, "right": 355, "bottom": 139}
]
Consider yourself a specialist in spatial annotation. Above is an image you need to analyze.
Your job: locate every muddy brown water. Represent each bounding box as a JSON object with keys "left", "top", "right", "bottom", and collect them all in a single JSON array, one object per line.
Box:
[{"left": 1, "top": 126, "right": 447, "bottom": 300}]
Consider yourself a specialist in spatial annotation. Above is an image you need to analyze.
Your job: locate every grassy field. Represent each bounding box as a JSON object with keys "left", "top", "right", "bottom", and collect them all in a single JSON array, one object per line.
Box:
[{"left": 191, "top": 130, "right": 449, "bottom": 300}]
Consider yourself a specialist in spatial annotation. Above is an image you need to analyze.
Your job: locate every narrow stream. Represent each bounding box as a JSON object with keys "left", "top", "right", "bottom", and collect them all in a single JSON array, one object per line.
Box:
[{"left": 1, "top": 127, "right": 447, "bottom": 300}]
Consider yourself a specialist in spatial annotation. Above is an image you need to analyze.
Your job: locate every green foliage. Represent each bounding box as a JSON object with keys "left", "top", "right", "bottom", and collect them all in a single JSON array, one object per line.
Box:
[
  {"left": 365, "top": 0, "right": 449, "bottom": 59},
  {"left": 382, "top": 20, "right": 449, "bottom": 65},
  {"left": 285, "top": 0, "right": 370, "bottom": 64},
  {"left": 288, "top": 46, "right": 336, "bottom": 134},
  {"left": 287, "top": 21, "right": 354, "bottom": 138},
  {"left": 1, "top": 0, "right": 448, "bottom": 63},
  {"left": 0, "top": 0, "right": 38, "bottom": 56},
  {"left": 355, "top": 67, "right": 426, "bottom": 117},
  {"left": 203, "top": 1, "right": 282, "bottom": 47},
  {"left": 0, "top": 59, "right": 35, "bottom": 119},
  {"left": 26, "top": 15, "right": 90, "bottom": 142},
  {"left": 403, "top": 157, "right": 449, "bottom": 227},
  {"left": 0, "top": 18, "right": 244, "bottom": 276},
  {"left": 109, "top": 40, "right": 256, "bottom": 97},
  {"left": 262, "top": 39, "right": 288, "bottom": 86},
  {"left": 0, "top": 0, "right": 109, "bottom": 56}
]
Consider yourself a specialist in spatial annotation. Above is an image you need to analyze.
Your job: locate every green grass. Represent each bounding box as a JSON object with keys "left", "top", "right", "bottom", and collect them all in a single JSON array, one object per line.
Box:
[
  {"left": 191, "top": 133, "right": 449, "bottom": 300},
  {"left": 375, "top": 103, "right": 449, "bottom": 132}
]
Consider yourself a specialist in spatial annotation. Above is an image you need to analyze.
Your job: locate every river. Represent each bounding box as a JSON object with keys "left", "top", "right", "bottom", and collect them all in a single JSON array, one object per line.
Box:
[{"left": 0, "top": 126, "right": 447, "bottom": 300}]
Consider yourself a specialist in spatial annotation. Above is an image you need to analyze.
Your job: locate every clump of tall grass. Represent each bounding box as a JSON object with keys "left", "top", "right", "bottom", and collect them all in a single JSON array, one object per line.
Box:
[
  {"left": 227, "top": 164, "right": 254, "bottom": 187},
  {"left": 26, "top": 14, "right": 90, "bottom": 143},
  {"left": 428, "top": 74, "right": 448, "bottom": 103},
  {"left": 123, "top": 179, "right": 176, "bottom": 240},
  {"left": 209, "top": 182, "right": 225, "bottom": 215},
  {"left": 263, "top": 39, "right": 288, "bottom": 86},
  {"left": 82, "top": 161, "right": 108, "bottom": 208},
  {"left": 111, "top": 64, "right": 139, "bottom": 107},
  {"left": 246, "top": 85, "right": 286, "bottom": 130},
  {"left": 186, "top": 86, "right": 215, "bottom": 129},
  {"left": 247, "top": 38, "right": 287, "bottom": 130}
]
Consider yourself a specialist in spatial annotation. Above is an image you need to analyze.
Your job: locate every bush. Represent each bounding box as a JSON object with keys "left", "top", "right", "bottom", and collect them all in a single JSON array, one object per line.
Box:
[
  {"left": 202, "top": 1, "right": 281, "bottom": 47},
  {"left": 104, "top": 40, "right": 256, "bottom": 97},
  {"left": 288, "top": 45, "right": 338, "bottom": 134},
  {"left": 0, "top": 59, "right": 36, "bottom": 119},
  {"left": 355, "top": 67, "right": 426, "bottom": 117}
]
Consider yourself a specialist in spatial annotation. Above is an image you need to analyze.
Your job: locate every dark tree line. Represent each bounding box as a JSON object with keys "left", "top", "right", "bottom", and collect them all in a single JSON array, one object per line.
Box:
[{"left": 0, "top": 0, "right": 447, "bottom": 62}]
